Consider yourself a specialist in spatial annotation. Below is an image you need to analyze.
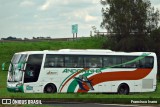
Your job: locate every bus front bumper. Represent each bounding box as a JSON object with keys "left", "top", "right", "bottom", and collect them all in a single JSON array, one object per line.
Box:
[{"left": 7, "top": 83, "right": 24, "bottom": 92}]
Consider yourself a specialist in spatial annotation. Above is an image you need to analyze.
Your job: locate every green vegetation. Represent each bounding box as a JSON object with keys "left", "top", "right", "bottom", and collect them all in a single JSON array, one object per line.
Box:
[{"left": 0, "top": 37, "right": 159, "bottom": 102}]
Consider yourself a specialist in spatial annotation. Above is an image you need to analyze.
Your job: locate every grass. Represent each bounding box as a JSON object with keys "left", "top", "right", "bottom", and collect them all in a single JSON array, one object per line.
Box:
[
  {"left": 0, "top": 37, "right": 160, "bottom": 104},
  {"left": 0, "top": 37, "right": 105, "bottom": 65}
]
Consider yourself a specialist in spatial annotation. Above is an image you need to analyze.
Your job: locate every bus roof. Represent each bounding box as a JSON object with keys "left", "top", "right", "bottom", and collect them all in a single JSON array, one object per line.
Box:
[{"left": 14, "top": 49, "right": 156, "bottom": 56}]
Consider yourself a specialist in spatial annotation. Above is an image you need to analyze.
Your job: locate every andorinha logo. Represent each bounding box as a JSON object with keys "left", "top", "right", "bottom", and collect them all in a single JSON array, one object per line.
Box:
[{"left": 63, "top": 68, "right": 101, "bottom": 74}]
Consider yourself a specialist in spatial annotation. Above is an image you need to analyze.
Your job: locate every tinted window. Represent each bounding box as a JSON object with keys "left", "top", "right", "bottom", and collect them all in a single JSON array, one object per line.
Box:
[
  {"left": 102, "top": 56, "right": 154, "bottom": 68},
  {"left": 139, "top": 56, "right": 153, "bottom": 68},
  {"left": 84, "top": 56, "right": 102, "bottom": 68},
  {"left": 103, "top": 56, "right": 121, "bottom": 67},
  {"left": 65, "top": 56, "right": 83, "bottom": 68},
  {"left": 27, "top": 54, "right": 43, "bottom": 65},
  {"left": 44, "top": 54, "right": 154, "bottom": 69},
  {"left": 44, "top": 55, "right": 64, "bottom": 68},
  {"left": 121, "top": 56, "right": 139, "bottom": 68}
]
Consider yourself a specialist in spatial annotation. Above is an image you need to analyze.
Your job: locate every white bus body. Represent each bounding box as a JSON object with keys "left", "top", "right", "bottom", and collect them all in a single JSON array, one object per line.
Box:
[{"left": 6, "top": 49, "right": 157, "bottom": 94}]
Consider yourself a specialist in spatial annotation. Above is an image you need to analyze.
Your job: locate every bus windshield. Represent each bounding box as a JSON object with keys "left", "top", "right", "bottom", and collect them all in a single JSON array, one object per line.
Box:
[{"left": 8, "top": 54, "right": 27, "bottom": 82}]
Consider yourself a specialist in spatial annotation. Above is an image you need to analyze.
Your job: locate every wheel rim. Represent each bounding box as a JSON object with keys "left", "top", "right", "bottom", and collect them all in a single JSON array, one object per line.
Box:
[
  {"left": 46, "top": 86, "right": 53, "bottom": 93},
  {"left": 119, "top": 85, "right": 128, "bottom": 94},
  {"left": 120, "top": 88, "right": 125, "bottom": 94}
]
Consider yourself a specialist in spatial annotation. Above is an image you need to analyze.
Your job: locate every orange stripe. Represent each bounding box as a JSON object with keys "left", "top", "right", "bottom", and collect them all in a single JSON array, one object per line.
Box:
[
  {"left": 77, "top": 68, "right": 152, "bottom": 92},
  {"left": 60, "top": 68, "right": 89, "bottom": 92}
]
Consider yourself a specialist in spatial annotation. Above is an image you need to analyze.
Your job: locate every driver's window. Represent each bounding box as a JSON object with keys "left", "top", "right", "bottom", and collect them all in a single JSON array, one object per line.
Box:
[{"left": 24, "top": 54, "right": 43, "bottom": 83}]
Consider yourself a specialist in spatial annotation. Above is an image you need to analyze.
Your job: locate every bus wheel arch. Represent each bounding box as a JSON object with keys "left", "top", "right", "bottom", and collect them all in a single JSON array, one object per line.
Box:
[
  {"left": 117, "top": 83, "right": 130, "bottom": 95},
  {"left": 44, "top": 83, "right": 57, "bottom": 93}
]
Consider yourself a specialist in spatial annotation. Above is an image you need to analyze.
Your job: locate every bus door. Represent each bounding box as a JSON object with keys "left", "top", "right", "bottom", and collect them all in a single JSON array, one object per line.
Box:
[{"left": 24, "top": 54, "right": 43, "bottom": 92}]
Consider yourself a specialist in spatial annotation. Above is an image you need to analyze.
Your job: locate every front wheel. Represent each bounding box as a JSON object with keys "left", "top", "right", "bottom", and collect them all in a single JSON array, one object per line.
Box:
[
  {"left": 118, "top": 83, "right": 129, "bottom": 95},
  {"left": 44, "top": 83, "right": 57, "bottom": 93}
]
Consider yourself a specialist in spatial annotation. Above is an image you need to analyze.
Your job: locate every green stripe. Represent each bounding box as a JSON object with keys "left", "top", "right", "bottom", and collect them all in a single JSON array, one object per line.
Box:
[
  {"left": 58, "top": 69, "right": 88, "bottom": 92},
  {"left": 58, "top": 72, "right": 74, "bottom": 92},
  {"left": 100, "top": 52, "right": 150, "bottom": 70},
  {"left": 67, "top": 73, "right": 92, "bottom": 92}
]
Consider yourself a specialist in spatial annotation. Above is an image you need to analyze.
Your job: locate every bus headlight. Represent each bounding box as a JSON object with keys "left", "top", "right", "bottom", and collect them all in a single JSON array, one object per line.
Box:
[{"left": 16, "top": 83, "right": 22, "bottom": 87}]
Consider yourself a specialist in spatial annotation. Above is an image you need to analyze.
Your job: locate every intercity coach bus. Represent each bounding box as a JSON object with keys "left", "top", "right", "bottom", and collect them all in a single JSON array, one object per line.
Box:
[{"left": 2, "top": 49, "right": 157, "bottom": 94}]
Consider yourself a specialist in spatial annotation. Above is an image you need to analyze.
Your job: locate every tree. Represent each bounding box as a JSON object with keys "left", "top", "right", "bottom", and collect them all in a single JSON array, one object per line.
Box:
[
  {"left": 101, "top": 0, "right": 160, "bottom": 51},
  {"left": 149, "top": 27, "right": 160, "bottom": 76}
]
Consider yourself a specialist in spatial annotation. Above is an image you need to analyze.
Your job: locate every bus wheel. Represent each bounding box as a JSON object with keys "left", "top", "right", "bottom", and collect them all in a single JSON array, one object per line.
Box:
[
  {"left": 44, "top": 83, "right": 57, "bottom": 93},
  {"left": 118, "top": 83, "right": 129, "bottom": 95}
]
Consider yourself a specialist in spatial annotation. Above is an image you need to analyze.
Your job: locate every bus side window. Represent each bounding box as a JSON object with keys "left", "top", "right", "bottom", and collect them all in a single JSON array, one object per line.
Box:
[
  {"left": 54, "top": 56, "right": 64, "bottom": 67},
  {"left": 48, "top": 61, "right": 55, "bottom": 67},
  {"left": 65, "top": 56, "right": 84, "bottom": 68},
  {"left": 77, "top": 57, "right": 84, "bottom": 68},
  {"left": 139, "top": 57, "right": 154, "bottom": 68},
  {"left": 44, "top": 56, "right": 55, "bottom": 68},
  {"left": 84, "top": 56, "right": 102, "bottom": 68},
  {"left": 139, "top": 58, "right": 146, "bottom": 68},
  {"left": 122, "top": 56, "right": 138, "bottom": 68},
  {"left": 44, "top": 55, "right": 64, "bottom": 68},
  {"left": 103, "top": 57, "right": 110, "bottom": 67},
  {"left": 144, "top": 57, "right": 154, "bottom": 68},
  {"left": 103, "top": 56, "right": 121, "bottom": 68}
]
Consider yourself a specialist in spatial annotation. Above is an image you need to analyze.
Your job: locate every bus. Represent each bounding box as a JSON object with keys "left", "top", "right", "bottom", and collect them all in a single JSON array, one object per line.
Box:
[{"left": 2, "top": 49, "right": 157, "bottom": 94}]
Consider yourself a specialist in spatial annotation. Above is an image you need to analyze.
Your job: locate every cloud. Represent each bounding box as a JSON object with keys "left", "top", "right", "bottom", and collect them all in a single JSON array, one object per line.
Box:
[
  {"left": 150, "top": 0, "right": 160, "bottom": 5},
  {"left": 85, "top": 14, "right": 98, "bottom": 22},
  {"left": 91, "top": 0, "right": 100, "bottom": 4},
  {"left": 39, "top": 0, "right": 99, "bottom": 11},
  {"left": 154, "top": 4, "right": 160, "bottom": 11},
  {"left": 39, "top": 0, "right": 56, "bottom": 11},
  {"left": 71, "top": 10, "right": 98, "bottom": 22},
  {"left": 20, "top": 0, "right": 35, "bottom": 7}
]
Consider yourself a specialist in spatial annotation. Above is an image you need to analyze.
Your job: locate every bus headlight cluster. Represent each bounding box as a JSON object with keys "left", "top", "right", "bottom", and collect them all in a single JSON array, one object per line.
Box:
[{"left": 16, "top": 83, "right": 22, "bottom": 87}]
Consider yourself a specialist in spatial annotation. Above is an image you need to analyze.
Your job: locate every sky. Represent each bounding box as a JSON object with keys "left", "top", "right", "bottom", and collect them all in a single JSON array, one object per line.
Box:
[{"left": 0, "top": 0, "right": 160, "bottom": 39}]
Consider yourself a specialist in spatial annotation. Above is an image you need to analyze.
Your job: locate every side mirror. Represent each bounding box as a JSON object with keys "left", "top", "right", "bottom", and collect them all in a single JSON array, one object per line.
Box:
[
  {"left": 2, "top": 63, "right": 5, "bottom": 71},
  {"left": 2, "top": 62, "right": 11, "bottom": 71}
]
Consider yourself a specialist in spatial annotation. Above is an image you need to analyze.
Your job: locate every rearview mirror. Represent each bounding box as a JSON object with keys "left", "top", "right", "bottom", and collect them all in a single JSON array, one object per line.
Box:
[
  {"left": 2, "top": 62, "right": 10, "bottom": 71},
  {"left": 2, "top": 63, "right": 5, "bottom": 71}
]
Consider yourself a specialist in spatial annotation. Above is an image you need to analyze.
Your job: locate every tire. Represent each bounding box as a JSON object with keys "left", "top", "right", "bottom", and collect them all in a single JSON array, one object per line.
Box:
[
  {"left": 44, "top": 83, "right": 57, "bottom": 93},
  {"left": 118, "top": 83, "right": 129, "bottom": 95}
]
